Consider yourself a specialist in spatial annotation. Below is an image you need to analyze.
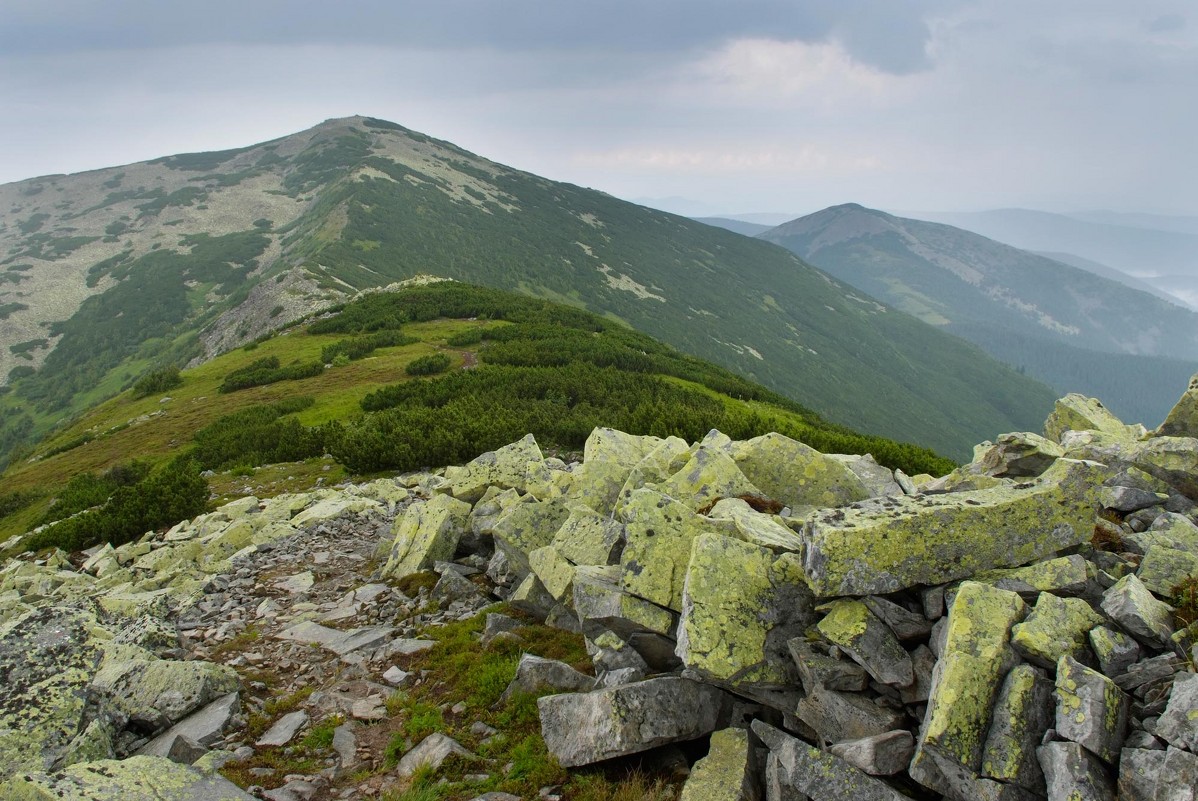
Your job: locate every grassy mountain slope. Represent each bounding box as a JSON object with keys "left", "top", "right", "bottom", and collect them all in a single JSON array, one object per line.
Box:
[
  {"left": 0, "top": 282, "right": 953, "bottom": 549},
  {"left": 0, "top": 117, "right": 1056, "bottom": 461},
  {"left": 760, "top": 203, "right": 1198, "bottom": 426}
]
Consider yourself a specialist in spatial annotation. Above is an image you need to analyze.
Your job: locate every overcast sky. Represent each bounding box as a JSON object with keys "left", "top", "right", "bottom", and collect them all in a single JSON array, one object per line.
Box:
[{"left": 1, "top": 1, "right": 1194, "bottom": 216}]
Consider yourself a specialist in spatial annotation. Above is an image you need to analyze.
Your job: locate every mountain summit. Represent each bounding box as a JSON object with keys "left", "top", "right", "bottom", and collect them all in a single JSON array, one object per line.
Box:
[{"left": 0, "top": 117, "right": 1055, "bottom": 460}]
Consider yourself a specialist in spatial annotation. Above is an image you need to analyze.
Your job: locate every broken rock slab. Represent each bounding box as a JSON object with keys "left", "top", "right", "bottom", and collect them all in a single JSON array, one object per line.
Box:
[
  {"left": 980, "top": 663, "right": 1053, "bottom": 791},
  {"left": 1054, "top": 655, "right": 1129, "bottom": 764},
  {"left": 396, "top": 732, "right": 474, "bottom": 778},
  {"left": 678, "top": 727, "right": 760, "bottom": 801},
  {"left": 381, "top": 494, "right": 471, "bottom": 580},
  {"left": 1010, "top": 592, "right": 1104, "bottom": 669},
  {"left": 1037, "top": 741, "right": 1115, "bottom": 801},
  {"left": 537, "top": 676, "right": 730, "bottom": 767},
  {"left": 1100, "top": 573, "right": 1175, "bottom": 650},
  {"left": 138, "top": 692, "right": 239, "bottom": 758},
  {"left": 1155, "top": 672, "right": 1198, "bottom": 752},
  {"left": 731, "top": 432, "right": 871, "bottom": 510},
  {"left": 256, "top": 710, "right": 308, "bottom": 748},
  {"left": 816, "top": 599, "right": 913, "bottom": 687},
  {"left": 828, "top": 730, "right": 914, "bottom": 777},
  {"left": 499, "top": 654, "right": 593, "bottom": 703},
  {"left": 752, "top": 719, "right": 908, "bottom": 801},
  {"left": 274, "top": 621, "right": 394, "bottom": 656}
]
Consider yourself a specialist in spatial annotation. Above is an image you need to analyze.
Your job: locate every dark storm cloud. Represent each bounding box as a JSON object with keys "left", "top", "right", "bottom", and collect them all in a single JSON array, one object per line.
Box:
[{"left": 1, "top": 0, "right": 943, "bottom": 73}]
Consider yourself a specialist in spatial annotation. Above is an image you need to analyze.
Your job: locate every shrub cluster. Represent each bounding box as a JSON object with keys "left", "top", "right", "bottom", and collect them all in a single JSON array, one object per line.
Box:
[
  {"left": 132, "top": 365, "right": 183, "bottom": 399},
  {"left": 219, "top": 356, "right": 323, "bottom": 393},
  {"left": 404, "top": 353, "right": 452, "bottom": 376},
  {"left": 319, "top": 329, "right": 418, "bottom": 364}
]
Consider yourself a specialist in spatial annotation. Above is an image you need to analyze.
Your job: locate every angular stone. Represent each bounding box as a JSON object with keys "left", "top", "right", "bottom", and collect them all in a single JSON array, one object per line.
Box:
[
  {"left": 972, "top": 555, "right": 1090, "bottom": 600},
  {"left": 1131, "top": 436, "right": 1198, "bottom": 500},
  {"left": 816, "top": 600, "right": 913, "bottom": 687},
  {"left": 550, "top": 506, "right": 624, "bottom": 566},
  {"left": 972, "top": 431, "right": 1064, "bottom": 478},
  {"left": 537, "top": 677, "right": 729, "bottom": 767},
  {"left": 787, "top": 639, "right": 869, "bottom": 693},
  {"left": 1055, "top": 655, "right": 1129, "bottom": 764},
  {"left": 395, "top": 732, "right": 474, "bottom": 778},
  {"left": 1099, "top": 485, "right": 1168, "bottom": 513},
  {"left": 678, "top": 727, "right": 759, "bottom": 801},
  {"left": 528, "top": 546, "right": 576, "bottom": 603},
  {"left": 1089, "top": 626, "right": 1141, "bottom": 677},
  {"left": 332, "top": 724, "right": 357, "bottom": 770},
  {"left": 507, "top": 573, "right": 557, "bottom": 619},
  {"left": 795, "top": 685, "right": 907, "bottom": 744},
  {"left": 619, "top": 489, "right": 735, "bottom": 611},
  {"left": 1137, "top": 545, "right": 1198, "bottom": 595},
  {"left": 981, "top": 664, "right": 1054, "bottom": 790},
  {"left": 828, "top": 453, "right": 903, "bottom": 497},
  {"left": 1044, "top": 393, "right": 1141, "bottom": 443},
  {"left": 138, "top": 693, "right": 240, "bottom": 757},
  {"left": 676, "top": 533, "right": 815, "bottom": 689},
  {"left": 1118, "top": 748, "right": 1167, "bottom": 801},
  {"left": 1037, "top": 741, "right": 1115, "bottom": 801},
  {"left": 1156, "top": 672, "right": 1198, "bottom": 751},
  {"left": 1159, "top": 374, "right": 1198, "bottom": 437},
  {"left": 863, "top": 596, "right": 935, "bottom": 641},
  {"left": 1101, "top": 573, "right": 1175, "bottom": 649},
  {"left": 731, "top": 432, "right": 870, "bottom": 510},
  {"left": 708, "top": 498, "right": 804, "bottom": 552},
  {"left": 1137, "top": 512, "right": 1198, "bottom": 555},
  {"left": 0, "top": 755, "right": 256, "bottom": 800},
  {"left": 500, "top": 654, "right": 593, "bottom": 702},
  {"left": 828, "top": 730, "right": 914, "bottom": 776},
  {"left": 91, "top": 651, "right": 239, "bottom": 725},
  {"left": 584, "top": 427, "right": 663, "bottom": 468},
  {"left": 899, "top": 644, "right": 936, "bottom": 705},
  {"left": 801, "top": 459, "right": 1104, "bottom": 596},
  {"left": 431, "top": 569, "right": 486, "bottom": 604},
  {"left": 274, "top": 622, "right": 393, "bottom": 656},
  {"left": 488, "top": 496, "right": 571, "bottom": 577},
  {"left": 256, "top": 710, "right": 308, "bottom": 748},
  {"left": 165, "top": 735, "right": 207, "bottom": 765},
  {"left": 752, "top": 720, "right": 908, "bottom": 801},
  {"left": 443, "top": 433, "right": 553, "bottom": 503},
  {"left": 382, "top": 494, "right": 471, "bottom": 579},
  {"left": 1010, "top": 592, "right": 1104, "bottom": 669},
  {"left": 1160, "top": 746, "right": 1198, "bottom": 801},
  {"left": 1114, "top": 653, "right": 1183, "bottom": 692},
  {"left": 274, "top": 571, "right": 315, "bottom": 594},
  {"left": 572, "top": 566, "right": 675, "bottom": 639}
]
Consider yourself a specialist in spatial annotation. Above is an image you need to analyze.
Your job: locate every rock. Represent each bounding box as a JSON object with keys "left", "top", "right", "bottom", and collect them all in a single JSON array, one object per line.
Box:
[
  {"left": 899, "top": 644, "right": 936, "bottom": 705},
  {"left": 657, "top": 445, "right": 763, "bottom": 510},
  {"left": 731, "top": 432, "right": 870, "bottom": 509},
  {"left": 0, "top": 754, "right": 256, "bottom": 799},
  {"left": 1010, "top": 592, "right": 1104, "bottom": 669},
  {"left": 507, "top": 573, "right": 557, "bottom": 619},
  {"left": 1118, "top": 748, "right": 1167, "bottom": 801},
  {"left": 1054, "top": 655, "right": 1129, "bottom": 764},
  {"left": 275, "top": 570, "right": 315, "bottom": 594},
  {"left": 1155, "top": 672, "right": 1198, "bottom": 751},
  {"left": 678, "top": 727, "right": 759, "bottom": 801},
  {"left": 91, "top": 650, "right": 239, "bottom": 726},
  {"left": 351, "top": 697, "right": 386, "bottom": 721},
  {"left": 676, "top": 533, "right": 815, "bottom": 690},
  {"left": 1137, "top": 545, "right": 1198, "bottom": 595},
  {"left": 828, "top": 730, "right": 915, "bottom": 776},
  {"left": 801, "top": 459, "right": 1104, "bottom": 596},
  {"left": 331, "top": 722, "right": 357, "bottom": 771},
  {"left": 500, "top": 654, "right": 594, "bottom": 702},
  {"left": 787, "top": 639, "right": 869, "bottom": 693},
  {"left": 1036, "top": 741, "right": 1115, "bottom": 801},
  {"left": 584, "top": 427, "right": 663, "bottom": 468},
  {"left": 1099, "top": 485, "right": 1168, "bottom": 513},
  {"left": 980, "top": 663, "right": 1054, "bottom": 790},
  {"left": 396, "top": 732, "right": 474, "bottom": 778},
  {"left": 1114, "top": 652, "right": 1183, "bottom": 692},
  {"left": 752, "top": 720, "right": 908, "bottom": 801},
  {"left": 1158, "top": 374, "right": 1198, "bottom": 438},
  {"left": 1088, "top": 626, "right": 1141, "bottom": 677},
  {"left": 528, "top": 546, "right": 576, "bottom": 603},
  {"left": 275, "top": 622, "right": 394, "bottom": 656},
  {"left": 1100, "top": 573, "right": 1175, "bottom": 649},
  {"left": 381, "top": 494, "right": 471, "bottom": 579},
  {"left": 488, "top": 497, "right": 571, "bottom": 577},
  {"left": 972, "top": 432, "right": 1064, "bottom": 477},
  {"left": 112, "top": 615, "right": 180, "bottom": 657},
  {"left": 431, "top": 569, "right": 487, "bottom": 604},
  {"left": 382, "top": 666, "right": 411, "bottom": 686},
  {"left": 573, "top": 565, "right": 676, "bottom": 640},
  {"left": 444, "top": 433, "right": 553, "bottom": 503},
  {"left": 707, "top": 498, "right": 805, "bottom": 552},
  {"left": 795, "top": 685, "right": 908, "bottom": 744},
  {"left": 827, "top": 453, "right": 903, "bottom": 498},
  {"left": 256, "top": 710, "right": 308, "bottom": 748},
  {"left": 164, "top": 734, "right": 207, "bottom": 765},
  {"left": 1159, "top": 746, "right": 1198, "bottom": 801},
  {"left": 550, "top": 506, "right": 624, "bottom": 566},
  {"left": 971, "top": 555, "right": 1090, "bottom": 600},
  {"left": 138, "top": 693, "right": 239, "bottom": 757},
  {"left": 1044, "top": 393, "right": 1142, "bottom": 443},
  {"left": 816, "top": 599, "right": 913, "bottom": 687},
  {"left": 862, "top": 595, "right": 935, "bottom": 641},
  {"left": 537, "top": 676, "right": 729, "bottom": 767},
  {"left": 1131, "top": 436, "right": 1198, "bottom": 500}
]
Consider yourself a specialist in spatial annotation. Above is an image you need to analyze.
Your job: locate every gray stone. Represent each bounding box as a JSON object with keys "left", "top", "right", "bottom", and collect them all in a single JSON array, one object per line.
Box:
[
  {"left": 164, "top": 735, "right": 208, "bottom": 765},
  {"left": 489, "top": 497, "right": 571, "bottom": 576},
  {"left": 1124, "top": 730, "right": 1165, "bottom": 750},
  {"left": 1055, "top": 655, "right": 1129, "bottom": 764},
  {"left": 795, "top": 685, "right": 907, "bottom": 745},
  {"left": 1036, "top": 741, "right": 1114, "bottom": 801},
  {"left": 1101, "top": 573, "right": 1175, "bottom": 649},
  {"left": 752, "top": 720, "right": 908, "bottom": 801},
  {"left": 382, "top": 666, "right": 411, "bottom": 686},
  {"left": 537, "top": 677, "right": 729, "bottom": 767},
  {"left": 91, "top": 652, "right": 239, "bottom": 727},
  {"left": 1130, "top": 436, "right": 1198, "bottom": 501},
  {"left": 971, "top": 555, "right": 1090, "bottom": 600},
  {"left": 1089, "top": 626, "right": 1141, "bottom": 677},
  {"left": 972, "top": 431, "right": 1064, "bottom": 477},
  {"left": 500, "top": 654, "right": 594, "bottom": 702},
  {"left": 256, "top": 710, "right": 308, "bottom": 748},
  {"left": 678, "top": 727, "right": 760, "bottom": 801},
  {"left": 274, "top": 621, "right": 394, "bottom": 656},
  {"left": 980, "top": 664, "right": 1054, "bottom": 790},
  {"left": 816, "top": 600, "right": 913, "bottom": 688},
  {"left": 863, "top": 596, "right": 934, "bottom": 641},
  {"left": 572, "top": 565, "right": 676, "bottom": 640},
  {"left": 432, "top": 569, "right": 487, "bottom": 604},
  {"left": 763, "top": 751, "right": 804, "bottom": 801},
  {"left": 1160, "top": 746, "right": 1198, "bottom": 801},
  {"left": 332, "top": 724, "right": 357, "bottom": 770},
  {"left": 138, "top": 692, "right": 239, "bottom": 757},
  {"left": 828, "top": 453, "right": 903, "bottom": 498},
  {"left": 1114, "top": 653, "right": 1184, "bottom": 693},
  {"left": 787, "top": 639, "right": 869, "bottom": 693},
  {"left": 395, "top": 732, "right": 474, "bottom": 778},
  {"left": 1100, "top": 485, "right": 1168, "bottom": 512},
  {"left": 0, "top": 754, "right": 257, "bottom": 799},
  {"left": 382, "top": 494, "right": 471, "bottom": 579},
  {"left": 1010, "top": 592, "right": 1103, "bottom": 669},
  {"left": 1156, "top": 672, "right": 1198, "bottom": 751},
  {"left": 1158, "top": 373, "right": 1198, "bottom": 438},
  {"left": 1118, "top": 748, "right": 1167, "bottom": 801},
  {"left": 899, "top": 644, "right": 936, "bottom": 705},
  {"left": 828, "top": 730, "right": 914, "bottom": 776},
  {"left": 1044, "top": 393, "right": 1142, "bottom": 443},
  {"left": 1137, "top": 545, "right": 1198, "bottom": 595}
]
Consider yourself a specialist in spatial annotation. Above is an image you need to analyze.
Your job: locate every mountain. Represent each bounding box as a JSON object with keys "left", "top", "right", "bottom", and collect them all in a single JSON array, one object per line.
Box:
[
  {"left": 691, "top": 217, "right": 773, "bottom": 237},
  {"left": 0, "top": 116, "right": 1057, "bottom": 462},
  {"left": 1034, "top": 250, "right": 1197, "bottom": 310},
  {"left": 759, "top": 203, "right": 1198, "bottom": 426}
]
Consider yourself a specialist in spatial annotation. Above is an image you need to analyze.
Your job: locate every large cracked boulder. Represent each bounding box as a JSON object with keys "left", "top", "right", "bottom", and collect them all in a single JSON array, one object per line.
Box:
[
  {"left": 442, "top": 433, "right": 554, "bottom": 502},
  {"left": 1044, "top": 394, "right": 1144, "bottom": 443},
  {"left": 381, "top": 494, "right": 471, "bottom": 580},
  {"left": 90, "top": 645, "right": 240, "bottom": 727},
  {"left": 801, "top": 459, "right": 1105, "bottom": 597},
  {"left": 537, "top": 676, "right": 730, "bottom": 766},
  {"left": 1, "top": 754, "right": 255, "bottom": 800},
  {"left": 731, "top": 432, "right": 871, "bottom": 510},
  {"left": 1157, "top": 374, "right": 1198, "bottom": 438}
]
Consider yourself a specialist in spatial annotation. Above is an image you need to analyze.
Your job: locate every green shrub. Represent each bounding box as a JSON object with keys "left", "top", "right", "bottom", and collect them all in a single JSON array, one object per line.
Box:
[
  {"left": 219, "top": 356, "right": 323, "bottom": 393},
  {"left": 132, "top": 365, "right": 183, "bottom": 398},
  {"left": 404, "top": 353, "right": 452, "bottom": 376}
]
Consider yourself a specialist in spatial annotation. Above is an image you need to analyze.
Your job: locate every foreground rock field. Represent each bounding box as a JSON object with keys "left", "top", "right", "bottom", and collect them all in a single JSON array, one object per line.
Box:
[{"left": 3, "top": 381, "right": 1198, "bottom": 799}]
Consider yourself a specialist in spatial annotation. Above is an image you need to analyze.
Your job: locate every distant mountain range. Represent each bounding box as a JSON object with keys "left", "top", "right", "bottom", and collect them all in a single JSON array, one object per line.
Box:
[
  {"left": 0, "top": 117, "right": 1057, "bottom": 463},
  {"left": 757, "top": 204, "right": 1198, "bottom": 426}
]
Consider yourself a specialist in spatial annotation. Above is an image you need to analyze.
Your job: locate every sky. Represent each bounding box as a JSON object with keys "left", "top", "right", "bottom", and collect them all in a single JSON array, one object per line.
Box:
[{"left": 1, "top": 1, "right": 1195, "bottom": 216}]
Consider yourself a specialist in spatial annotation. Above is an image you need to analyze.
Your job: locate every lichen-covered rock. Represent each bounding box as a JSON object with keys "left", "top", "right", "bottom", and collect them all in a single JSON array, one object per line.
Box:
[
  {"left": 1054, "top": 655, "right": 1129, "bottom": 764},
  {"left": 395, "top": 732, "right": 474, "bottom": 778},
  {"left": 1100, "top": 573, "right": 1175, "bottom": 650},
  {"left": 971, "top": 555, "right": 1090, "bottom": 600},
  {"left": 828, "top": 730, "right": 915, "bottom": 777},
  {"left": 980, "top": 663, "right": 1054, "bottom": 790},
  {"left": 90, "top": 648, "right": 239, "bottom": 725},
  {"left": 1158, "top": 374, "right": 1198, "bottom": 438},
  {"left": 584, "top": 427, "right": 664, "bottom": 468},
  {"left": 1044, "top": 393, "right": 1143, "bottom": 443},
  {"left": 1159, "top": 747, "right": 1198, "bottom": 801},
  {"left": 795, "top": 685, "right": 908, "bottom": 744},
  {"left": 1136, "top": 545, "right": 1198, "bottom": 596},
  {"left": 752, "top": 720, "right": 908, "bottom": 801},
  {"left": 972, "top": 432, "right": 1064, "bottom": 478},
  {"left": 1088, "top": 626, "right": 1141, "bottom": 677},
  {"left": 863, "top": 595, "right": 935, "bottom": 641},
  {"left": 1130, "top": 436, "right": 1198, "bottom": 500},
  {"left": 138, "top": 693, "right": 239, "bottom": 758},
  {"left": 564, "top": 459, "right": 632, "bottom": 517},
  {"left": 1010, "top": 592, "right": 1104, "bottom": 669},
  {"left": 500, "top": 654, "right": 593, "bottom": 702},
  {"left": 707, "top": 498, "right": 804, "bottom": 552},
  {"left": 0, "top": 754, "right": 255, "bottom": 800},
  {"left": 656, "top": 446, "right": 763, "bottom": 510},
  {"left": 1037, "top": 741, "right": 1115, "bottom": 801},
  {"left": 816, "top": 599, "right": 913, "bottom": 687},
  {"left": 381, "top": 494, "right": 471, "bottom": 579},
  {"left": 787, "top": 639, "right": 869, "bottom": 693},
  {"left": 801, "top": 459, "right": 1104, "bottom": 597},
  {"left": 537, "top": 677, "right": 729, "bottom": 767},
  {"left": 487, "top": 496, "right": 571, "bottom": 576},
  {"left": 1118, "top": 748, "right": 1167, "bottom": 801},
  {"left": 443, "top": 433, "right": 553, "bottom": 502},
  {"left": 527, "top": 546, "right": 576, "bottom": 603},
  {"left": 731, "top": 432, "right": 870, "bottom": 510},
  {"left": 572, "top": 565, "right": 676, "bottom": 639},
  {"left": 1155, "top": 672, "right": 1198, "bottom": 752},
  {"left": 619, "top": 489, "right": 734, "bottom": 611},
  {"left": 678, "top": 727, "right": 759, "bottom": 801},
  {"left": 550, "top": 506, "right": 624, "bottom": 566}
]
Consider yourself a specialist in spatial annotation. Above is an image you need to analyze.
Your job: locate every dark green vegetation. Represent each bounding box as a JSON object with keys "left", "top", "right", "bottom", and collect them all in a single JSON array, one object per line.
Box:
[
  {"left": 760, "top": 204, "right": 1198, "bottom": 427},
  {"left": 132, "top": 366, "right": 183, "bottom": 399},
  {"left": 0, "top": 117, "right": 1059, "bottom": 466},
  {"left": 404, "top": 352, "right": 452, "bottom": 376},
  {"left": 219, "top": 355, "right": 324, "bottom": 393},
  {"left": 0, "top": 283, "right": 953, "bottom": 550}
]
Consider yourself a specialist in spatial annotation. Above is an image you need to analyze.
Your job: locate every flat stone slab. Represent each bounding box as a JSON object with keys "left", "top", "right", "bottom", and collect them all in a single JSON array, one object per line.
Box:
[
  {"left": 138, "top": 692, "right": 240, "bottom": 757},
  {"left": 752, "top": 720, "right": 908, "bottom": 801},
  {"left": 256, "top": 710, "right": 308, "bottom": 747},
  {"left": 0, "top": 755, "right": 255, "bottom": 800},
  {"left": 1156, "top": 672, "right": 1198, "bottom": 751},
  {"left": 396, "top": 732, "right": 473, "bottom": 778},
  {"left": 274, "top": 622, "right": 393, "bottom": 656}
]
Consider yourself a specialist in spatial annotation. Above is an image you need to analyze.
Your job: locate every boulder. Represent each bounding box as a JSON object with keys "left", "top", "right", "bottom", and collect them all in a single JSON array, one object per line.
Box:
[
  {"left": 1036, "top": 741, "right": 1115, "bottom": 801},
  {"left": 787, "top": 639, "right": 869, "bottom": 693},
  {"left": 443, "top": 433, "right": 553, "bottom": 502},
  {"left": 678, "top": 727, "right": 760, "bottom": 801},
  {"left": 731, "top": 433, "right": 870, "bottom": 509},
  {"left": 980, "top": 664, "right": 1054, "bottom": 790},
  {"left": 537, "top": 677, "right": 729, "bottom": 767},
  {"left": 971, "top": 555, "right": 1090, "bottom": 600},
  {"left": 752, "top": 720, "right": 908, "bottom": 801},
  {"left": 1100, "top": 573, "right": 1175, "bottom": 649},
  {"left": 572, "top": 566, "right": 675, "bottom": 640},
  {"left": 707, "top": 498, "right": 804, "bottom": 552},
  {"left": 1054, "top": 655, "right": 1128, "bottom": 764},
  {"left": 381, "top": 494, "right": 471, "bottom": 579},
  {"left": 395, "top": 732, "right": 474, "bottom": 778},
  {"left": 1159, "top": 747, "right": 1198, "bottom": 801},
  {"left": 1118, "top": 748, "right": 1167, "bottom": 801},
  {"left": 584, "top": 427, "right": 663, "bottom": 468},
  {"left": 527, "top": 546, "right": 576, "bottom": 603},
  {"left": 499, "top": 654, "right": 593, "bottom": 702},
  {"left": 827, "top": 453, "right": 903, "bottom": 498},
  {"left": 971, "top": 432, "right": 1064, "bottom": 478},
  {"left": 90, "top": 650, "right": 240, "bottom": 725},
  {"left": 550, "top": 506, "right": 624, "bottom": 566},
  {"left": 676, "top": 533, "right": 815, "bottom": 689},
  {"left": 1088, "top": 626, "right": 1141, "bottom": 679},
  {"left": 1010, "top": 592, "right": 1104, "bottom": 669},
  {"left": 795, "top": 685, "right": 908, "bottom": 744},
  {"left": 0, "top": 754, "right": 255, "bottom": 800},
  {"left": 863, "top": 595, "right": 935, "bottom": 641},
  {"left": 256, "top": 710, "right": 308, "bottom": 748},
  {"left": 1136, "top": 545, "right": 1198, "bottom": 595},
  {"left": 1044, "top": 393, "right": 1142, "bottom": 443},
  {"left": 656, "top": 446, "right": 763, "bottom": 511},
  {"left": 138, "top": 693, "right": 239, "bottom": 758},
  {"left": 1157, "top": 373, "right": 1198, "bottom": 438},
  {"left": 488, "top": 497, "right": 571, "bottom": 576},
  {"left": 816, "top": 600, "right": 913, "bottom": 688},
  {"left": 828, "top": 731, "right": 915, "bottom": 777},
  {"left": 1155, "top": 672, "right": 1198, "bottom": 751},
  {"left": 801, "top": 459, "right": 1104, "bottom": 597},
  {"left": 1130, "top": 436, "right": 1198, "bottom": 500}
]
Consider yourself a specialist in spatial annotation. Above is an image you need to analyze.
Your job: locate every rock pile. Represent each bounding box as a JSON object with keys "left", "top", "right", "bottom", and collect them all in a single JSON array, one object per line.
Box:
[{"left": 0, "top": 381, "right": 1197, "bottom": 799}]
